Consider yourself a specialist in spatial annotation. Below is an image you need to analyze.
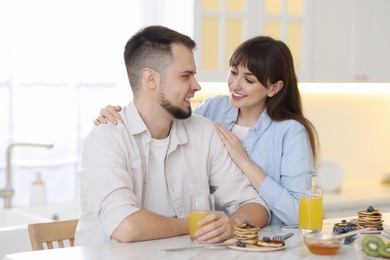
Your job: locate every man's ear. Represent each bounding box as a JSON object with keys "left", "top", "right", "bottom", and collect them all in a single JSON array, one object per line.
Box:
[
  {"left": 141, "top": 68, "right": 160, "bottom": 90},
  {"left": 268, "top": 80, "right": 284, "bottom": 97}
]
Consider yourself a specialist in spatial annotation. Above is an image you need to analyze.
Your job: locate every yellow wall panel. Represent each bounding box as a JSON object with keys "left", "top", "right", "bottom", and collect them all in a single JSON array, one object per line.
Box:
[
  {"left": 286, "top": 22, "right": 302, "bottom": 71},
  {"left": 202, "top": 0, "right": 220, "bottom": 11},
  {"left": 264, "top": 21, "right": 281, "bottom": 39},
  {"left": 265, "top": 0, "right": 282, "bottom": 15},
  {"left": 287, "top": 0, "right": 303, "bottom": 16},
  {"left": 201, "top": 17, "right": 219, "bottom": 70},
  {"left": 227, "top": 0, "right": 243, "bottom": 12},
  {"left": 226, "top": 19, "right": 243, "bottom": 68}
]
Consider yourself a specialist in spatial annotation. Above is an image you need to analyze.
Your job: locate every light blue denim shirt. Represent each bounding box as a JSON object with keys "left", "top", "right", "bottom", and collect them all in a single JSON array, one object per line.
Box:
[{"left": 193, "top": 95, "right": 315, "bottom": 226}]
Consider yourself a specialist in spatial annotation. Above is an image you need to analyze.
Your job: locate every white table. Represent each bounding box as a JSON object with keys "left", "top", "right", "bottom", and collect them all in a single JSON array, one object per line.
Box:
[{"left": 5, "top": 213, "right": 390, "bottom": 260}]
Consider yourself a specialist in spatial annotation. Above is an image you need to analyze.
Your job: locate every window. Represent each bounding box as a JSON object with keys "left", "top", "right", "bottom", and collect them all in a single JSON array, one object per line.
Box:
[{"left": 194, "top": 0, "right": 306, "bottom": 82}]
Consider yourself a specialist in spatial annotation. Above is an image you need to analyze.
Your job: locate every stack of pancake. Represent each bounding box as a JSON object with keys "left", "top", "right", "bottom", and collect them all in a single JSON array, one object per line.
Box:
[
  {"left": 357, "top": 207, "right": 384, "bottom": 231},
  {"left": 333, "top": 219, "right": 362, "bottom": 230},
  {"left": 234, "top": 221, "right": 260, "bottom": 245},
  {"left": 234, "top": 221, "right": 285, "bottom": 248}
]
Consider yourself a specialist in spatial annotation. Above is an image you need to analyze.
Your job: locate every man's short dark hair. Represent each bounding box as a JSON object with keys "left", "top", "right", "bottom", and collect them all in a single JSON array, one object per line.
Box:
[{"left": 124, "top": 25, "right": 196, "bottom": 91}]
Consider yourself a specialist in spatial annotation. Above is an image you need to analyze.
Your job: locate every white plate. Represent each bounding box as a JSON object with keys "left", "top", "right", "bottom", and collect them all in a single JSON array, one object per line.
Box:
[
  {"left": 357, "top": 231, "right": 390, "bottom": 259},
  {"left": 224, "top": 239, "right": 287, "bottom": 252},
  {"left": 228, "top": 244, "right": 287, "bottom": 252}
]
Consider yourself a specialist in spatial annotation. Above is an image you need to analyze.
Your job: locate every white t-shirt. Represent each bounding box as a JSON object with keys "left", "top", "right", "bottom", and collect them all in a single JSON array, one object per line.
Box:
[
  {"left": 145, "top": 136, "right": 176, "bottom": 217},
  {"left": 232, "top": 124, "right": 249, "bottom": 142}
]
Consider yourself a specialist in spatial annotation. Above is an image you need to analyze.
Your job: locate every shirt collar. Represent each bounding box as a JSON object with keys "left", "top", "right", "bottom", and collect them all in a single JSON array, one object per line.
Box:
[
  {"left": 224, "top": 107, "right": 239, "bottom": 130},
  {"left": 251, "top": 109, "right": 272, "bottom": 135},
  {"left": 123, "top": 100, "right": 149, "bottom": 135},
  {"left": 224, "top": 107, "right": 272, "bottom": 133},
  {"left": 123, "top": 100, "right": 189, "bottom": 146}
]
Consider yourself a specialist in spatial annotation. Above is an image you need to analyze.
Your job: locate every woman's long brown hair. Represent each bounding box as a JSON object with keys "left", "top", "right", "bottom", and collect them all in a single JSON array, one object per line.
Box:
[{"left": 230, "top": 36, "right": 319, "bottom": 165}]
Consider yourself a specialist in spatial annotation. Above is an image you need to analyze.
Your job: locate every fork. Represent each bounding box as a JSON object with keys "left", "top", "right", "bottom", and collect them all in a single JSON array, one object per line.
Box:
[
  {"left": 349, "top": 219, "right": 359, "bottom": 225},
  {"left": 272, "top": 232, "right": 294, "bottom": 241}
]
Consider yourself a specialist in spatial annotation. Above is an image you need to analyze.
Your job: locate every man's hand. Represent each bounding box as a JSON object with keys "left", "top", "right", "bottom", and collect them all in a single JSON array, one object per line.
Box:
[{"left": 193, "top": 211, "right": 235, "bottom": 244}]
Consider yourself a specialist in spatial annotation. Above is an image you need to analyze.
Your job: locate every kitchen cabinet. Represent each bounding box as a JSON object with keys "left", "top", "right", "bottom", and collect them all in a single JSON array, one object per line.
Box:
[{"left": 309, "top": 0, "right": 390, "bottom": 82}]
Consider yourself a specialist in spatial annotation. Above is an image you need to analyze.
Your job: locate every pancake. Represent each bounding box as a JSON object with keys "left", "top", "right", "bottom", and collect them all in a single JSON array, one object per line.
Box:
[
  {"left": 234, "top": 221, "right": 260, "bottom": 245},
  {"left": 357, "top": 207, "right": 384, "bottom": 231},
  {"left": 257, "top": 239, "right": 285, "bottom": 248}
]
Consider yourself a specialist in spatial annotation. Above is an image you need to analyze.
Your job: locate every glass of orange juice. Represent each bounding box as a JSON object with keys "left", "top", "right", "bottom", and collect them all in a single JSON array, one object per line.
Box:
[
  {"left": 189, "top": 193, "right": 215, "bottom": 242},
  {"left": 299, "top": 188, "right": 323, "bottom": 234}
]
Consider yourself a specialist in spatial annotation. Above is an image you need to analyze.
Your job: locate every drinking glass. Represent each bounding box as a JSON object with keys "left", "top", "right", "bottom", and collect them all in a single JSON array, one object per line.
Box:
[
  {"left": 189, "top": 193, "right": 215, "bottom": 242},
  {"left": 299, "top": 188, "right": 323, "bottom": 234}
]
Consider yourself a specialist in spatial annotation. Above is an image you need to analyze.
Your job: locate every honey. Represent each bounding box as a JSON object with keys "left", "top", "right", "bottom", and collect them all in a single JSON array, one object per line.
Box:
[{"left": 306, "top": 241, "right": 342, "bottom": 255}]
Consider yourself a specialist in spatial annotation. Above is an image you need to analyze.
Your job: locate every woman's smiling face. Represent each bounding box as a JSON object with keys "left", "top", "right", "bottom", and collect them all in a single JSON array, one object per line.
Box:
[{"left": 227, "top": 64, "right": 270, "bottom": 111}]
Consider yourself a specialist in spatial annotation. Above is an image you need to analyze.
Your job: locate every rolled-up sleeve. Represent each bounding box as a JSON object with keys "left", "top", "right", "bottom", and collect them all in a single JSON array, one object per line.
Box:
[
  {"left": 259, "top": 122, "right": 314, "bottom": 225},
  {"left": 79, "top": 124, "right": 141, "bottom": 241}
]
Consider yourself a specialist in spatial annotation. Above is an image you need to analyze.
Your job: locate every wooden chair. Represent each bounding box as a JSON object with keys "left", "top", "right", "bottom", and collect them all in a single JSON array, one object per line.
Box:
[{"left": 28, "top": 219, "right": 78, "bottom": 250}]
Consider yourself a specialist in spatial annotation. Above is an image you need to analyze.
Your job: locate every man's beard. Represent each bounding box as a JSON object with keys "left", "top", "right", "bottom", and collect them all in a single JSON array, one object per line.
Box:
[{"left": 160, "top": 93, "right": 191, "bottom": 119}]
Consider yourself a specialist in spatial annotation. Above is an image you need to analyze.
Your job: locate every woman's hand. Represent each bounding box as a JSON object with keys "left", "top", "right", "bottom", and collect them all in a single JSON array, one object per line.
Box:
[
  {"left": 214, "top": 122, "right": 251, "bottom": 169},
  {"left": 215, "top": 122, "right": 266, "bottom": 191},
  {"left": 93, "top": 105, "right": 122, "bottom": 125},
  {"left": 194, "top": 211, "right": 235, "bottom": 244}
]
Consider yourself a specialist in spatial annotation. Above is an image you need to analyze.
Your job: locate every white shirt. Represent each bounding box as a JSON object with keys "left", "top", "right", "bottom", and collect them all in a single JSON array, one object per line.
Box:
[
  {"left": 145, "top": 137, "right": 175, "bottom": 217},
  {"left": 75, "top": 100, "right": 270, "bottom": 246},
  {"left": 231, "top": 124, "right": 250, "bottom": 142}
]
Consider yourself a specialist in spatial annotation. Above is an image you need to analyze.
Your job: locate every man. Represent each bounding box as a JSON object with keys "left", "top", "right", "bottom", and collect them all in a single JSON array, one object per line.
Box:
[{"left": 75, "top": 25, "right": 269, "bottom": 246}]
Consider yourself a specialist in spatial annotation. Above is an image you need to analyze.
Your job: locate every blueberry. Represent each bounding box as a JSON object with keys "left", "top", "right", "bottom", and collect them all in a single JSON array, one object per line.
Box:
[
  {"left": 263, "top": 236, "right": 271, "bottom": 242},
  {"left": 341, "top": 227, "right": 348, "bottom": 234},
  {"left": 240, "top": 220, "right": 254, "bottom": 228},
  {"left": 348, "top": 226, "right": 357, "bottom": 232},
  {"left": 236, "top": 240, "right": 246, "bottom": 247},
  {"left": 341, "top": 219, "right": 347, "bottom": 223},
  {"left": 377, "top": 226, "right": 384, "bottom": 231},
  {"left": 367, "top": 206, "right": 374, "bottom": 212}
]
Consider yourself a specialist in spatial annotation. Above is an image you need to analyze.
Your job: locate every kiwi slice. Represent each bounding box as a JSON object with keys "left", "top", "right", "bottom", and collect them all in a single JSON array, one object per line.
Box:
[
  {"left": 362, "top": 236, "right": 385, "bottom": 257},
  {"left": 379, "top": 244, "right": 390, "bottom": 259}
]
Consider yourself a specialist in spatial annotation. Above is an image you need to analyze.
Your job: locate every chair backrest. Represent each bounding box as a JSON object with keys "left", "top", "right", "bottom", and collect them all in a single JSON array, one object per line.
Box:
[{"left": 28, "top": 219, "right": 78, "bottom": 250}]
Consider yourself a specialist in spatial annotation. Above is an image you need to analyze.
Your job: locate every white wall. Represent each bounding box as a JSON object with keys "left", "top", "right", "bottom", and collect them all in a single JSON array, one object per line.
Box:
[{"left": 300, "top": 83, "right": 390, "bottom": 181}]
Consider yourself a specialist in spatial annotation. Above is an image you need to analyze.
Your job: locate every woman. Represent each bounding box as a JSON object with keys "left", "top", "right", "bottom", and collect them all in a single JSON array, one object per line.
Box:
[{"left": 94, "top": 36, "right": 319, "bottom": 226}]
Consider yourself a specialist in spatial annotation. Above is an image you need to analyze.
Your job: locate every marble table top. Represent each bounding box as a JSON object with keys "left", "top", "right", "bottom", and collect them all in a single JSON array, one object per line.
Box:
[{"left": 4, "top": 213, "right": 390, "bottom": 260}]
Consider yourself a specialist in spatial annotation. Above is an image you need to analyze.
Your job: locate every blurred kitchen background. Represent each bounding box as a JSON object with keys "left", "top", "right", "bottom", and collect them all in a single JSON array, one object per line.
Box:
[{"left": 1, "top": 0, "right": 390, "bottom": 216}]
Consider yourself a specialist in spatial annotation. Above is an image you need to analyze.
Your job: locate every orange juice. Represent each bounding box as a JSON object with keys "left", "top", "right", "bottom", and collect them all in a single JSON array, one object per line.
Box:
[
  {"left": 299, "top": 196, "right": 323, "bottom": 232},
  {"left": 189, "top": 210, "right": 210, "bottom": 241}
]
